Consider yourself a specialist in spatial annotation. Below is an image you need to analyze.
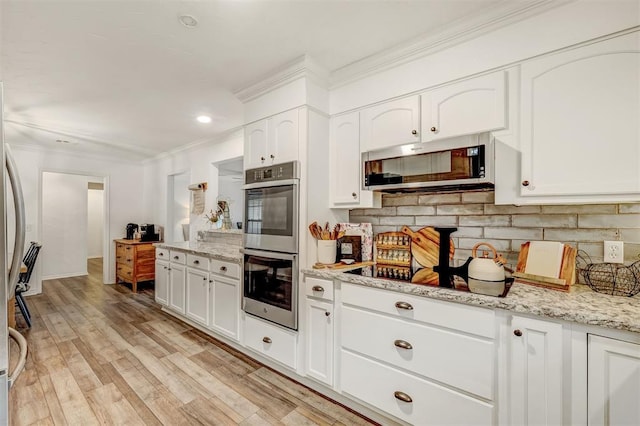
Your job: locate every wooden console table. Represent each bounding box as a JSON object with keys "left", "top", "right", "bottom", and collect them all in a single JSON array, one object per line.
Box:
[{"left": 114, "top": 239, "right": 156, "bottom": 292}]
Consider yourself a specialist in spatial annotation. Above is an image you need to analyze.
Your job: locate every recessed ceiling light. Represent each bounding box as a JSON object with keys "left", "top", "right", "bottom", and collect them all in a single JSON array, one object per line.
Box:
[
  {"left": 196, "top": 115, "right": 212, "bottom": 124},
  {"left": 178, "top": 15, "right": 198, "bottom": 28}
]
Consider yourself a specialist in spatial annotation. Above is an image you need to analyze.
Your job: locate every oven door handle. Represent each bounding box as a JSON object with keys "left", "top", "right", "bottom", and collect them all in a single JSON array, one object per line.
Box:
[
  {"left": 242, "top": 248, "right": 297, "bottom": 261},
  {"left": 243, "top": 179, "right": 299, "bottom": 190}
]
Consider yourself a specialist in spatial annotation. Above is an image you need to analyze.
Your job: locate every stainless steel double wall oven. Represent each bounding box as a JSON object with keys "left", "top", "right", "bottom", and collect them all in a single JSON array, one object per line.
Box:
[{"left": 242, "top": 161, "right": 299, "bottom": 330}]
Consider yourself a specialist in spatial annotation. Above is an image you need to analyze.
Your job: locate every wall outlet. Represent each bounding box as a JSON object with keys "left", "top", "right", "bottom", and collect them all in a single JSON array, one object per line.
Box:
[{"left": 604, "top": 240, "right": 624, "bottom": 263}]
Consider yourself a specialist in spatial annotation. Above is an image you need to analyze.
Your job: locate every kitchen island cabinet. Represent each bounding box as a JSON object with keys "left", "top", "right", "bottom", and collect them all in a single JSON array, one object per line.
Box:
[{"left": 114, "top": 239, "right": 155, "bottom": 293}]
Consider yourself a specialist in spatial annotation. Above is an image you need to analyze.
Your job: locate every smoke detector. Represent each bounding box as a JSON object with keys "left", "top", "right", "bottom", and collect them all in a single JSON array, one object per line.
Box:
[{"left": 178, "top": 15, "right": 198, "bottom": 28}]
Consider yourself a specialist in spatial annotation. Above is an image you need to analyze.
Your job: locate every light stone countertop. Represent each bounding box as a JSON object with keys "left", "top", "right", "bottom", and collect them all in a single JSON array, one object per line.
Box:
[
  {"left": 154, "top": 241, "right": 242, "bottom": 264},
  {"left": 303, "top": 268, "right": 640, "bottom": 334}
]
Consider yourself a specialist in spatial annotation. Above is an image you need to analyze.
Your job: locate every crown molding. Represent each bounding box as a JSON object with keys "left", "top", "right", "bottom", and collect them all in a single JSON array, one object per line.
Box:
[
  {"left": 8, "top": 141, "right": 143, "bottom": 164},
  {"left": 233, "top": 55, "right": 330, "bottom": 103},
  {"left": 330, "top": 0, "right": 570, "bottom": 88}
]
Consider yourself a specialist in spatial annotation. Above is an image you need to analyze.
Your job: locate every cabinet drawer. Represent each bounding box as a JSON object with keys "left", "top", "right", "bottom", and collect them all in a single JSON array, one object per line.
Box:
[
  {"left": 137, "top": 244, "right": 155, "bottom": 262},
  {"left": 156, "top": 248, "right": 169, "bottom": 259},
  {"left": 187, "top": 253, "right": 209, "bottom": 270},
  {"left": 169, "top": 250, "right": 186, "bottom": 264},
  {"left": 342, "top": 283, "right": 495, "bottom": 338},
  {"left": 342, "top": 305, "right": 494, "bottom": 399},
  {"left": 341, "top": 350, "right": 493, "bottom": 425},
  {"left": 304, "top": 277, "right": 334, "bottom": 301},
  {"left": 116, "top": 243, "right": 126, "bottom": 258},
  {"left": 117, "top": 265, "right": 134, "bottom": 282},
  {"left": 244, "top": 315, "right": 297, "bottom": 369},
  {"left": 210, "top": 259, "right": 240, "bottom": 279}
]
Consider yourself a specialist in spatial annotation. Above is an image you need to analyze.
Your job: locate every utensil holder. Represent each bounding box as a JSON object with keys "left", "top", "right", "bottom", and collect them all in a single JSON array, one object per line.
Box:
[{"left": 317, "top": 240, "right": 337, "bottom": 264}]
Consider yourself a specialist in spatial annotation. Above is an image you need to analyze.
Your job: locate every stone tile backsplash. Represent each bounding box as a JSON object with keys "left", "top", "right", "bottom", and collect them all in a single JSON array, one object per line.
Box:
[{"left": 349, "top": 191, "right": 640, "bottom": 271}]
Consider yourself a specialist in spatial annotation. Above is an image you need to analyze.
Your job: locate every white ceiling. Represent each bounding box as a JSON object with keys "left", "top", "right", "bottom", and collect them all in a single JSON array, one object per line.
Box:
[{"left": 1, "top": 0, "right": 533, "bottom": 161}]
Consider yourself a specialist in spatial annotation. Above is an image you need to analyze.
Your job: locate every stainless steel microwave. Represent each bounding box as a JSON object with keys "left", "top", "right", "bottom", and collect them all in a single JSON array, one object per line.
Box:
[{"left": 362, "top": 133, "right": 494, "bottom": 192}]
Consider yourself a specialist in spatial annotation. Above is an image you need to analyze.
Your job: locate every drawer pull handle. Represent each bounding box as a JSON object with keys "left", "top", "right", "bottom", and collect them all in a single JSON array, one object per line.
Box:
[
  {"left": 325, "top": 311, "right": 331, "bottom": 317},
  {"left": 312, "top": 285, "right": 324, "bottom": 292},
  {"left": 220, "top": 266, "right": 227, "bottom": 272},
  {"left": 159, "top": 252, "right": 164, "bottom": 256},
  {"left": 174, "top": 256, "right": 179, "bottom": 260},
  {"left": 394, "top": 339, "right": 413, "bottom": 350},
  {"left": 514, "top": 329, "right": 523, "bottom": 337},
  {"left": 193, "top": 260, "right": 200, "bottom": 265},
  {"left": 394, "top": 391, "right": 412, "bottom": 403},
  {"left": 262, "top": 337, "right": 272, "bottom": 344},
  {"left": 395, "top": 301, "right": 413, "bottom": 310},
  {"left": 430, "top": 126, "right": 437, "bottom": 132}
]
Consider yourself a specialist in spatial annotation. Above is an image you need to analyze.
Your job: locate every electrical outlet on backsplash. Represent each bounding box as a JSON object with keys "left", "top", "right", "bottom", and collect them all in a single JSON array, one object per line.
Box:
[{"left": 348, "top": 191, "right": 640, "bottom": 275}]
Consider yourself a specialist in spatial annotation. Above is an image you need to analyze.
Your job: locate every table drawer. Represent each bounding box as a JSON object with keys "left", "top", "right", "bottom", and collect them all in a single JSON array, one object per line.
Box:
[
  {"left": 170, "top": 250, "right": 186, "bottom": 264},
  {"left": 342, "top": 283, "right": 495, "bottom": 338},
  {"left": 156, "top": 248, "right": 170, "bottom": 259},
  {"left": 187, "top": 253, "right": 209, "bottom": 270},
  {"left": 117, "top": 265, "right": 134, "bottom": 282},
  {"left": 341, "top": 350, "right": 493, "bottom": 425},
  {"left": 342, "top": 305, "right": 494, "bottom": 399},
  {"left": 210, "top": 259, "right": 240, "bottom": 279},
  {"left": 304, "top": 277, "right": 334, "bottom": 301},
  {"left": 244, "top": 315, "right": 297, "bottom": 369}
]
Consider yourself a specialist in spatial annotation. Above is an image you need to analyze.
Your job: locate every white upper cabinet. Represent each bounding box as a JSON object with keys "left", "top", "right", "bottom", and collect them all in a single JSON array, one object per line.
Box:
[
  {"left": 518, "top": 31, "right": 640, "bottom": 198},
  {"left": 329, "top": 111, "right": 380, "bottom": 208},
  {"left": 421, "top": 71, "right": 507, "bottom": 142},
  {"left": 360, "top": 95, "right": 420, "bottom": 152},
  {"left": 244, "top": 109, "right": 299, "bottom": 170}
]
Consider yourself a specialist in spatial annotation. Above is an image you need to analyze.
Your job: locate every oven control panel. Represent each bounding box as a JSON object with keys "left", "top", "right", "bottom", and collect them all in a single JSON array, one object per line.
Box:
[{"left": 246, "top": 161, "right": 299, "bottom": 184}]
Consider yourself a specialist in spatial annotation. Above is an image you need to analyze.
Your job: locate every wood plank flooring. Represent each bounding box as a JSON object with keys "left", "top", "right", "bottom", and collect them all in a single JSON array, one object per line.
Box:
[{"left": 9, "top": 258, "right": 377, "bottom": 425}]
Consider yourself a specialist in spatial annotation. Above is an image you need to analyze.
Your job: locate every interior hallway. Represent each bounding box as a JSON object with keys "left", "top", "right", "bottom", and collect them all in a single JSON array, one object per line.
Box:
[{"left": 9, "top": 258, "right": 376, "bottom": 425}]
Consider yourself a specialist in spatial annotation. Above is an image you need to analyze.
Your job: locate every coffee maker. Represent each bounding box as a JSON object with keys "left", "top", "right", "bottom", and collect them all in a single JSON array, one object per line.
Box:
[
  {"left": 125, "top": 223, "right": 138, "bottom": 240},
  {"left": 140, "top": 224, "right": 160, "bottom": 242}
]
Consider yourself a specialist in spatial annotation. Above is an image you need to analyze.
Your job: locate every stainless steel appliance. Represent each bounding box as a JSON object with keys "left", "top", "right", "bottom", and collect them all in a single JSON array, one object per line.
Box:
[
  {"left": 242, "top": 249, "right": 298, "bottom": 330},
  {"left": 1, "top": 83, "right": 28, "bottom": 423},
  {"left": 140, "top": 224, "right": 160, "bottom": 242},
  {"left": 362, "top": 133, "right": 494, "bottom": 192},
  {"left": 243, "top": 162, "right": 299, "bottom": 253},
  {"left": 242, "top": 161, "right": 300, "bottom": 329}
]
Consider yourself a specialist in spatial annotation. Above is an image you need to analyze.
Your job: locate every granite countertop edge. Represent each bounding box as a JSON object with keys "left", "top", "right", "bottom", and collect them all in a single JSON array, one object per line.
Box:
[
  {"left": 154, "top": 242, "right": 242, "bottom": 264},
  {"left": 303, "top": 269, "right": 640, "bottom": 334}
]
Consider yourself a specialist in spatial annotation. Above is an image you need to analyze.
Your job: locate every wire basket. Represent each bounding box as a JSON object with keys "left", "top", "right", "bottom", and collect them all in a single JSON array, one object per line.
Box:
[{"left": 577, "top": 251, "right": 640, "bottom": 297}]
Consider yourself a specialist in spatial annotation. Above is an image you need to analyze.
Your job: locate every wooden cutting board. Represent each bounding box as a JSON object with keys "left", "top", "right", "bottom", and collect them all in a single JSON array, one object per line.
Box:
[
  {"left": 400, "top": 226, "right": 455, "bottom": 285},
  {"left": 312, "top": 261, "right": 375, "bottom": 271}
]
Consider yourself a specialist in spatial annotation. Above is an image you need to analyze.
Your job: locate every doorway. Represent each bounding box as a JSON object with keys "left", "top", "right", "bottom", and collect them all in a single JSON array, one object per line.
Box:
[{"left": 40, "top": 171, "right": 109, "bottom": 287}]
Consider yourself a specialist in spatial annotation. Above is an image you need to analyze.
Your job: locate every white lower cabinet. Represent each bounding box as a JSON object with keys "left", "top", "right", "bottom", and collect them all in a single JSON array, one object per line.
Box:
[
  {"left": 168, "top": 263, "right": 186, "bottom": 314},
  {"left": 154, "top": 259, "right": 169, "bottom": 306},
  {"left": 185, "top": 267, "right": 209, "bottom": 325},
  {"left": 244, "top": 314, "right": 297, "bottom": 369},
  {"left": 339, "top": 282, "right": 495, "bottom": 424},
  {"left": 508, "top": 314, "right": 563, "bottom": 426},
  {"left": 588, "top": 335, "right": 640, "bottom": 426},
  {"left": 305, "top": 277, "right": 334, "bottom": 386},
  {"left": 210, "top": 274, "right": 240, "bottom": 341}
]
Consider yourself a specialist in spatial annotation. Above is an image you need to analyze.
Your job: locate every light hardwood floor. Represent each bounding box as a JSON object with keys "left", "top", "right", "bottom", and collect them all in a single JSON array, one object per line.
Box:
[{"left": 9, "top": 258, "right": 377, "bottom": 425}]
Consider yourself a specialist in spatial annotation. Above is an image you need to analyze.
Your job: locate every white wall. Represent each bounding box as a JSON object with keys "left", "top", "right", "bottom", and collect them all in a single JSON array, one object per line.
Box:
[
  {"left": 87, "top": 186, "right": 104, "bottom": 258},
  {"left": 144, "top": 129, "right": 244, "bottom": 242},
  {"left": 9, "top": 145, "right": 147, "bottom": 294},
  {"left": 42, "top": 172, "right": 89, "bottom": 279}
]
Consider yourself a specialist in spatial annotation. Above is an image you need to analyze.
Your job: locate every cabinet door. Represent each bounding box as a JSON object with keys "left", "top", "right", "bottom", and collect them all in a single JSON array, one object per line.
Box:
[
  {"left": 211, "top": 275, "right": 240, "bottom": 341},
  {"left": 519, "top": 31, "right": 640, "bottom": 198},
  {"left": 244, "top": 119, "right": 268, "bottom": 170},
  {"left": 360, "top": 96, "right": 420, "bottom": 152},
  {"left": 169, "top": 263, "right": 186, "bottom": 314},
  {"left": 509, "top": 315, "right": 563, "bottom": 426},
  {"left": 422, "top": 71, "right": 506, "bottom": 142},
  {"left": 329, "top": 112, "right": 380, "bottom": 208},
  {"left": 588, "top": 335, "right": 640, "bottom": 426},
  {"left": 306, "top": 298, "right": 333, "bottom": 386},
  {"left": 268, "top": 109, "right": 299, "bottom": 165},
  {"left": 154, "top": 260, "right": 169, "bottom": 306},
  {"left": 185, "top": 268, "right": 209, "bottom": 325}
]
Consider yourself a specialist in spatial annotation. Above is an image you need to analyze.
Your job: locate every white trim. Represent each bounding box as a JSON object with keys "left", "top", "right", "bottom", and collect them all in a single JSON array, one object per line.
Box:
[{"left": 9, "top": 142, "right": 143, "bottom": 165}]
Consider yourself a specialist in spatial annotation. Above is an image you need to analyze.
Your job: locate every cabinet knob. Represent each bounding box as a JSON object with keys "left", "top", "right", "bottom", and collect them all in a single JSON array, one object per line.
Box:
[
  {"left": 514, "top": 329, "right": 523, "bottom": 337},
  {"left": 394, "top": 391, "right": 413, "bottom": 403},
  {"left": 430, "top": 126, "right": 437, "bottom": 132},
  {"left": 521, "top": 180, "right": 530, "bottom": 187},
  {"left": 193, "top": 260, "right": 200, "bottom": 265},
  {"left": 174, "top": 256, "right": 179, "bottom": 260},
  {"left": 351, "top": 192, "right": 357, "bottom": 199},
  {"left": 159, "top": 253, "right": 164, "bottom": 256},
  {"left": 325, "top": 311, "right": 331, "bottom": 317},
  {"left": 312, "top": 285, "right": 324, "bottom": 292},
  {"left": 262, "top": 336, "right": 272, "bottom": 344},
  {"left": 270, "top": 154, "right": 275, "bottom": 159},
  {"left": 209, "top": 279, "right": 213, "bottom": 283},
  {"left": 220, "top": 266, "right": 227, "bottom": 272},
  {"left": 394, "top": 339, "right": 413, "bottom": 350},
  {"left": 395, "top": 301, "right": 413, "bottom": 310},
  {"left": 260, "top": 156, "right": 265, "bottom": 162},
  {"left": 411, "top": 129, "right": 418, "bottom": 136},
  {"left": 202, "top": 277, "right": 207, "bottom": 281}
]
